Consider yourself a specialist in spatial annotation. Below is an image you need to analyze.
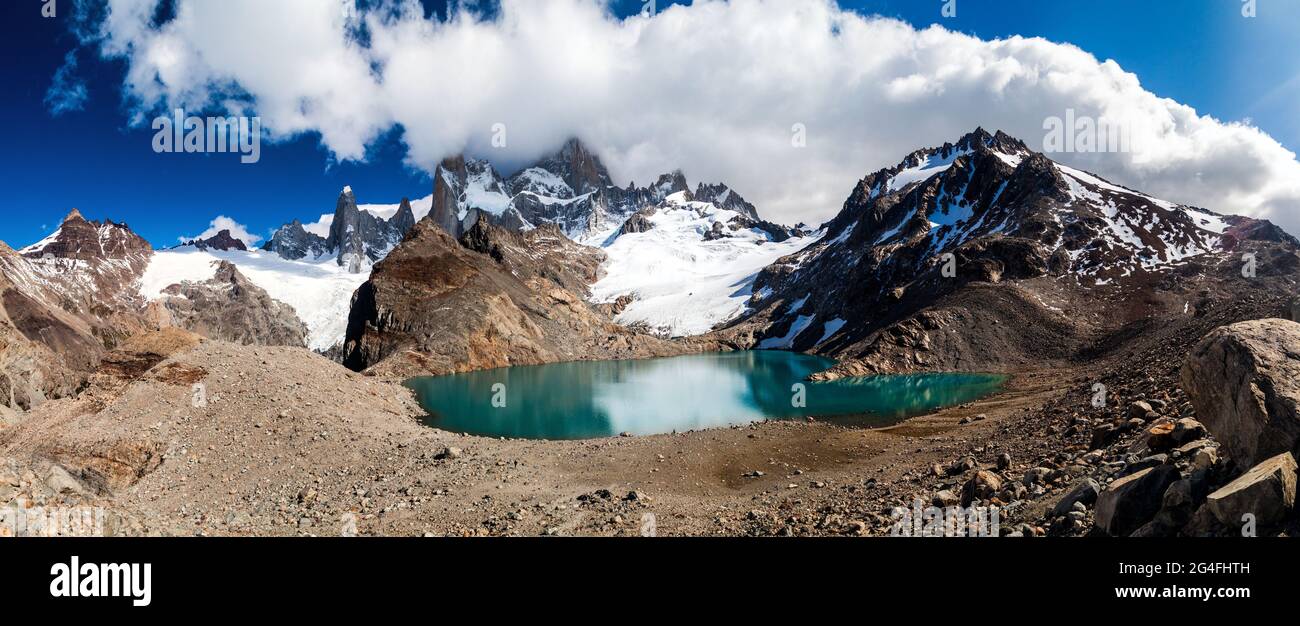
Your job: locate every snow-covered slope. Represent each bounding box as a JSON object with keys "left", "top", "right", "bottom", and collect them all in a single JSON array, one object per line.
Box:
[
  {"left": 590, "top": 192, "right": 814, "bottom": 337},
  {"left": 140, "top": 248, "right": 369, "bottom": 352}
]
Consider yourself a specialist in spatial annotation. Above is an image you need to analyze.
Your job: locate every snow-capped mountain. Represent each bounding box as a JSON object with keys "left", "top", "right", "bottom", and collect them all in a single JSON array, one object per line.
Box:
[
  {"left": 1, "top": 210, "right": 156, "bottom": 410},
  {"left": 733, "top": 128, "right": 1298, "bottom": 364},
  {"left": 263, "top": 187, "right": 418, "bottom": 273},
  {"left": 419, "top": 138, "right": 813, "bottom": 336},
  {"left": 428, "top": 138, "right": 766, "bottom": 245},
  {"left": 590, "top": 189, "right": 815, "bottom": 337},
  {"left": 16, "top": 208, "right": 153, "bottom": 312}
]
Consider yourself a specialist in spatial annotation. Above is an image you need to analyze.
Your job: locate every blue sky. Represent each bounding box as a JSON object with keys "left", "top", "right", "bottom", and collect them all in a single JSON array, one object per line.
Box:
[{"left": 2, "top": 0, "right": 1298, "bottom": 248}]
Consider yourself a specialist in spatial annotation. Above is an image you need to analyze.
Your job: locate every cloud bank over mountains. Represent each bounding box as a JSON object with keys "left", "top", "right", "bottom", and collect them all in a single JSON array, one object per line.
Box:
[{"left": 77, "top": 0, "right": 1300, "bottom": 232}]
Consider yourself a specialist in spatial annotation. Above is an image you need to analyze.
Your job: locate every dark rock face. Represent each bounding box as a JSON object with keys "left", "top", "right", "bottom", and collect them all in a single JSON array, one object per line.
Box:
[
  {"left": 155, "top": 261, "right": 308, "bottom": 347},
  {"left": 1095, "top": 465, "right": 1181, "bottom": 536},
  {"left": 341, "top": 219, "right": 700, "bottom": 378},
  {"left": 694, "top": 182, "right": 759, "bottom": 220},
  {"left": 262, "top": 221, "right": 328, "bottom": 261},
  {"left": 617, "top": 210, "right": 656, "bottom": 236},
  {"left": 721, "top": 128, "right": 1299, "bottom": 376},
  {"left": 177, "top": 229, "right": 248, "bottom": 252},
  {"left": 391, "top": 198, "right": 416, "bottom": 238},
  {"left": 264, "top": 187, "right": 415, "bottom": 272},
  {"left": 431, "top": 157, "right": 529, "bottom": 239},
  {"left": 527, "top": 137, "right": 614, "bottom": 196},
  {"left": 433, "top": 139, "right": 789, "bottom": 243}
]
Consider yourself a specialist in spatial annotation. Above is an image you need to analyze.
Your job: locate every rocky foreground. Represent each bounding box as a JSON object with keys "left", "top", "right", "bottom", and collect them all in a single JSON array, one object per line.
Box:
[{"left": 3, "top": 296, "right": 1299, "bottom": 537}]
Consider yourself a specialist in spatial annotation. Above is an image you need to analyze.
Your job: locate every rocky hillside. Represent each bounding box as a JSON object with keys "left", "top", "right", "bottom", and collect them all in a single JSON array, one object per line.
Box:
[
  {"left": 149, "top": 261, "right": 309, "bottom": 347},
  {"left": 0, "top": 211, "right": 157, "bottom": 411},
  {"left": 722, "top": 128, "right": 1300, "bottom": 376},
  {"left": 342, "top": 218, "right": 705, "bottom": 378}
]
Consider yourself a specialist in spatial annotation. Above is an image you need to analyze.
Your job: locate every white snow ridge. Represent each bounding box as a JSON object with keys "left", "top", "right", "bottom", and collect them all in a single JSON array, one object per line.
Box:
[{"left": 590, "top": 194, "right": 814, "bottom": 337}]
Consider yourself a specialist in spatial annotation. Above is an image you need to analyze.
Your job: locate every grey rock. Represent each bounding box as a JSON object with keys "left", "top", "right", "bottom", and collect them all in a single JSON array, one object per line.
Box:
[
  {"left": 1206, "top": 452, "right": 1297, "bottom": 528},
  {"left": 1094, "top": 465, "right": 1181, "bottom": 536},
  {"left": 960, "top": 470, "right": 1002, "bottom": 506},
  {"left": 1051, "top": 478, "right": 1100, "bottom": 517},
  {"left": 1181, "top": 318, "right": 1300, "bottom": 468},
  {"left": 156, "top": 261, "right": 308, "bottom": 348}
]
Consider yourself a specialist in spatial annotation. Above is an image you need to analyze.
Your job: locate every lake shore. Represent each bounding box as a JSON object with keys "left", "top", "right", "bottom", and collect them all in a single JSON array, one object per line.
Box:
[{"left": 2, "top": 336, "right": 1092, "bottom": 536}]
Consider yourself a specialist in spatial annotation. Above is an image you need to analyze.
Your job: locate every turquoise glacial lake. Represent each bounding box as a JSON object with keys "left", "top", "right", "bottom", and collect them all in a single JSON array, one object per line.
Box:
[{"left": 406, "top": 351, "right": 1007, "bottom": 440}]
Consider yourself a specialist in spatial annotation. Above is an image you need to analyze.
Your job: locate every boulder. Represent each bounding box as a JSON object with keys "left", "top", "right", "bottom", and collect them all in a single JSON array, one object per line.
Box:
[
  {"left": 1128, "top": 400, "right": 1155, "bottom": 420},
  {"left": 1051, "top": 478, "right": 1100, "bottom": 517},
  {"left": 960, "top": 470, "right": 1002, "bottom": 506},
  {"left": 1094, "top": 465, "right": 1180, "bottom": 536},
  {"left": 1145, "top": 418, "right": 1207, "bottom": 451},
  {"left": 1290, "top": 295, "right": 1300, "bottom": 323},
  {"left": 1181, "top": 319, "right": 1300, "bottom": 468},
  {"left": 1206, "top": 452, "right": 1297, "bottom": 528},
  {"left": 44, "top": 465, "right": 89, "bottom": 497}
]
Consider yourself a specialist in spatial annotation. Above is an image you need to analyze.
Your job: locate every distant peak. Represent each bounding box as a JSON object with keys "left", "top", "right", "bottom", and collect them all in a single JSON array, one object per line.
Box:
[
  {"left": 342, "top": 185, "right": 354, "bottom": 195},
  {"left": 954, "top": 127, "right": 1029, "bottom": 154},
  {"left": 62, "top": 208, "right": 85, "bottom": 224}
]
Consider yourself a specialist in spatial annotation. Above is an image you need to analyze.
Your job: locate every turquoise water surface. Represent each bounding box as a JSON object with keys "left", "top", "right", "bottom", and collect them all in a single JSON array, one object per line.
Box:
[{"left": 407, "top": 351, "right": 1006, "bottom": 440}]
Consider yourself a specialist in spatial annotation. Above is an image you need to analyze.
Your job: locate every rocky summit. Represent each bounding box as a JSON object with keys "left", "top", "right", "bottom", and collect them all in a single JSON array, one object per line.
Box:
[
  {"left": 263, "top": 186, "right": 416, "bottom": 273},
  {"left": 721, "top": 128, "right": 1298, "bottom": 377},
  {"left": 176, "top": 229, "right": 249, "bottom": 252}
]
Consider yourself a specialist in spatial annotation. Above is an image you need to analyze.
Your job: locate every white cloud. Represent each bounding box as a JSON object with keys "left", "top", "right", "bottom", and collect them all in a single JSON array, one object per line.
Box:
[
  {"left": 45, "top": 50, "right": 89, "bottom": 116},
  {"left": 182, "top": 215, "right": 262, "bottom": 247},
  {"left": 91, "top": 0, "right": 1300, "bottom": 234}
]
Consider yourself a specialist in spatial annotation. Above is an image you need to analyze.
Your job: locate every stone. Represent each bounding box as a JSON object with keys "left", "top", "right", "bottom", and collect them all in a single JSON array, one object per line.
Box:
[
  {"left": 948, "top": 456, "right": 978, "bottom": 475},
  {"left": 1181, "top": 319, "right": 1300, "bottom": 469},
  {"left": 960, "top": 470, "right": 1002, "bottom": 506},
  {"left": 1090, "top": 424, "right": 1117, "bottom": 450},
  {"left": 1051, "top": 478, "right": 1101, "bottom": 517},
  {"left": 1128, "top": 400, "right": 1155, "bottom": 420},
  {"left": 932, "top": 489, "right": 960, "bottom": 507},
  {"left": 996, "top": 453, "right": 1012, "bottom": 471},
  {"left": 1022, "top": 467, "right": 1052, "bottom": 485},
  {"left": 1094, "top": 465, "right": 1181, "bottom": 536},
  {"left": 44, "top": 465, "right": 89, "bottom": 497},
  {"left": 1146, "top": 418, "right": 1207, "bottom": 451},
  {"left": 435, "top": 447, "right": 463, "bottom": 460},
  {"left": 1120, "top": 454, "right": 1168, "bottom": 477},
  {"left": 1206, "top": 452, "right": 1297, "bottom": 528},
  {"left": 1193, "top": 447, "right": 1219, "bottom": 471}
]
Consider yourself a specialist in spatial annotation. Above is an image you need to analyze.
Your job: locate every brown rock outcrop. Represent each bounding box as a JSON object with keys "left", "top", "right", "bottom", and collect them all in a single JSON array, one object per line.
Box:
[
  {"left": 343, "top": 219, "right": 706, "bottom": 377},
  {"left": 154, "top": 261, "right": 308, "bottom": 347}
]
